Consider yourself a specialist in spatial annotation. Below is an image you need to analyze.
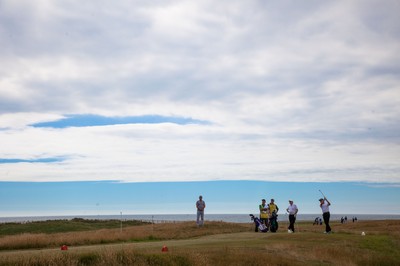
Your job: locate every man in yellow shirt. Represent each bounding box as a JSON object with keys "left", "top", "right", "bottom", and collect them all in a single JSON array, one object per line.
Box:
[
  {"left": 268, "top": 198, "right": 279, "bottom": 232},
  {"left": 256, "top": 199, "right": 269, "bottom": 232},
  {"left": 268, "top": 198, "right": 279, "bottom": 215}
]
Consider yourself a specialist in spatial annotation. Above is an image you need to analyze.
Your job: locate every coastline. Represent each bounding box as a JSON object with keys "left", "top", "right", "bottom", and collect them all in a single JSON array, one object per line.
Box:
[{"left": 1, "top": 213, "right": 399, "bottom": 223}]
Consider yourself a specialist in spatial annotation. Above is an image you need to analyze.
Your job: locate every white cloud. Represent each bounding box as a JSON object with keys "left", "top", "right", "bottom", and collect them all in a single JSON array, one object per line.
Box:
[{"left": 0, "top": 0, "right": 399, "bottom": 183}]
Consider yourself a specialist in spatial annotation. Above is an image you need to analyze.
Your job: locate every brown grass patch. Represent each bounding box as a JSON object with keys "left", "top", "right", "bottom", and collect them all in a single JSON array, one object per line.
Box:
[{"left": 0, "top": 221, "right": 249, "bottom": 250}]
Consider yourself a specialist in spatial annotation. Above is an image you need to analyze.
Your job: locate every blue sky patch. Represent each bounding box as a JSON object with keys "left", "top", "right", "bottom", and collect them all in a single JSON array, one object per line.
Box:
[
  {"left": 30, "top": 114, "right": 209, "bottom": 128},
  {"left": 0, "top": 157, "right": 65, "bottom": 164},
  {"left": 0, "top": 181, "right": 399, "bottom": 215}
]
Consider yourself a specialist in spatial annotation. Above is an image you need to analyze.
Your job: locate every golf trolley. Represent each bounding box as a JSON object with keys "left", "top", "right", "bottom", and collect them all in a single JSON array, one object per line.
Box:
[
  {"left": 250, "top": 214, "right": 268, "bottom": 232},
  {"left": 250, "top": 211, "right": 279, "bottom": 233},
  {"left": 269, "top": 211, "right": 279, "bottom": 232}
]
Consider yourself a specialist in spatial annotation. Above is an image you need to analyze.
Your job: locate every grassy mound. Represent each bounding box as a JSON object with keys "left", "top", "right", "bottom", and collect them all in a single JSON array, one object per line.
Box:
[{"left": 0, "top": 218, "right": 150, "bottom": 236}]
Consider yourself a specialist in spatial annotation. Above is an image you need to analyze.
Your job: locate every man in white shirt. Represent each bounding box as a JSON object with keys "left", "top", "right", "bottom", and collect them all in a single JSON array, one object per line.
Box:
[
  {"left": 319, "top": 197, "right": 332, "bottom": 233},
  {"left": 286, "top": 200, "right": 298, "bottom": 233}
]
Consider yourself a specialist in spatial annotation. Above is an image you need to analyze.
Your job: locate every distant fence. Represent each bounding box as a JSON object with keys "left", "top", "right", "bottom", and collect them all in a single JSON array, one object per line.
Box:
[
  {"left": 135, "top": 219, "right": 188, "bottom": 224},
  {"left": 0, "top": 218, "right": 192, "bottom": 224}
]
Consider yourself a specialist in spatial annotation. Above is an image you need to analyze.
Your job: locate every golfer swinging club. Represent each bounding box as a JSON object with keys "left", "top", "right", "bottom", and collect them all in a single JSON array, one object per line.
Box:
[{"left": 319, "top": 196, "right": 332, "bottom": 234}]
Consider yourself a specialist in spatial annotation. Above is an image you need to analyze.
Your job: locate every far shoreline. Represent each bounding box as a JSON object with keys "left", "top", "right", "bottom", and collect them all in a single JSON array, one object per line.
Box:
[{"left": 1, "top": 213, "right": 399, "bottom": 224}]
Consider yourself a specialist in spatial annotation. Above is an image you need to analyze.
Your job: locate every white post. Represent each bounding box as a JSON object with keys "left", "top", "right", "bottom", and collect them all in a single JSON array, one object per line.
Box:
[
  {"left": 120, "top": 212, "right": 122, "bottom": 233},
  {"left": 152, "top": 215, "right": 154, "bottom": 233}
]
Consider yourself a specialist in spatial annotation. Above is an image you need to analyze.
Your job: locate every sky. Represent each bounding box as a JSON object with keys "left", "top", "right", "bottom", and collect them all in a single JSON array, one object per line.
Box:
[{"left": 0, "top": 0, "right": 399, "bottom": 216}]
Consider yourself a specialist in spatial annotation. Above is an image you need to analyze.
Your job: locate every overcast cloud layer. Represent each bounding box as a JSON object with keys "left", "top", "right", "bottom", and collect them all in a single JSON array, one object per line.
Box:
[{"left": 1, "top": 0, "right": 399, "bottom": 183}]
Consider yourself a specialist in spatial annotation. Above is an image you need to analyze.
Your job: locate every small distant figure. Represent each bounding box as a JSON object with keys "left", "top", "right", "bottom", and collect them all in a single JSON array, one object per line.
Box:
[
  {"left": 196, "top": 195, "right": 206, "bottom": 226},
  {"left": 341, "top": 217, "right": 344, "bottom": 224},
  {"left": 256, "top": 199, "right": 269, "bottom": 232},
  {"left": 355, "top": 216, "right": 358, "bottom": 222},
  {"left": 319, "top": 197, "right": 332, "bottom": 234},
  {"left": 268, "top": 199, "right": 279, "bottom": 232},
  {"left": 344, "top": 216, "right": 347, "bottom": 223},
  {"left": 313, "top": 217, "right": 323, "bottom": 225},
  {"left": 268, "top": 198, "right": 279, "bottom": 226},
  {"left": 286, "top": 200, "right": 298, "bottom": 233},
  {"left": 352, "top": 217, "right": 355, "bottom": 223}
]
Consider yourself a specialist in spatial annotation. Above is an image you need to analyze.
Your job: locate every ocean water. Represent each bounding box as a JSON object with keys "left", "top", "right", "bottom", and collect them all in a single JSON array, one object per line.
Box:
[{"left": 1, "top": 214, "right": 399, "bottom": 223}]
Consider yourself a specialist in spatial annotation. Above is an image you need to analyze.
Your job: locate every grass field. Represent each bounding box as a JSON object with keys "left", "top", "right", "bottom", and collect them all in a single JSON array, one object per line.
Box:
[
  {"left": 0, "top": 218, "right": 149, "bottom": 236},
  {"left": 0, "top": 219, "right": 399, "bottom": 265}
]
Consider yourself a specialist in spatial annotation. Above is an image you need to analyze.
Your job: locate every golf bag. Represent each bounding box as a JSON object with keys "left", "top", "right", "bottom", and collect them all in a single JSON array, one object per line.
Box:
[
  {"left": 250, "top": 214, "right": 268, "bottom": 233},
  {"left": 313, "top": 217, "right": 322, "bottom": 225},
  {"left": 269, "top": 211, "right": 279, "bottom": 232}
]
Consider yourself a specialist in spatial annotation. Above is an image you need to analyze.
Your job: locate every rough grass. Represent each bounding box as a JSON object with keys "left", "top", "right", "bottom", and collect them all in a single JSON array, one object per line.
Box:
[
  {"left": 0, "top": 220, "right": 399, "bottom": 265},
  {"left": 0, "top": 218, "right": 149, "bottom": 236},
  {"left": 0, "top": 220, "right": 249, "bottom": 250}
]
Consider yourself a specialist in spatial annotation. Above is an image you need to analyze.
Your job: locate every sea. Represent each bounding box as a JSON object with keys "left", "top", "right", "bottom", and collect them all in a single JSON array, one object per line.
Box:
[{"left": 1, "top": 214, "right": 399, "bottom": 224}]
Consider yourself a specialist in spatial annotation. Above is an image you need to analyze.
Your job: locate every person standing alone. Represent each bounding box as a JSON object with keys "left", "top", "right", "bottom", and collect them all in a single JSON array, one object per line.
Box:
[
  {"left": 319, "top": 197, "right": 332, "bottom": 233},
  {"left": 286, "top": 200, "right": 298, "bottom": 233},
  {"left": 196, "top": 195, "right": 206, "bottom": 226}
]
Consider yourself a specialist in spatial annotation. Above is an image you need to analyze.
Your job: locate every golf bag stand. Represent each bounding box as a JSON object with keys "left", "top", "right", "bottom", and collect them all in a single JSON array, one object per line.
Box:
[
  {"left": 250, "top": 214, "right": 268, "bottom": 233},
  {"left": 269, "top": 211, "right": 279, "bottom": 232}
]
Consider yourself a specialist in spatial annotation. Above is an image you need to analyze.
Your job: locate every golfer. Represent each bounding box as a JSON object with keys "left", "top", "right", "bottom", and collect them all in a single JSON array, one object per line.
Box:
[
  {"left": 196, "top": 195, "right": 206, "bottom": 226},
  {"left": 286, "top": 200, "right": 298, "bottom": 233},
  {"left": 319, "top": 197, "right": 332, "bottom": 233}
]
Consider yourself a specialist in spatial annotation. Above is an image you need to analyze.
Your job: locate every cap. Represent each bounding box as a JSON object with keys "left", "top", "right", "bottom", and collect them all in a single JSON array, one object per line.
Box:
[
  {"left": 262, "top": 199, "right": 266, "bottom": 201},
  {"left": 289, "top": 200, "right": 293, "bottom": 202},
  {"left": 319, "top": 198, "right": 324, "bottom": 201}
]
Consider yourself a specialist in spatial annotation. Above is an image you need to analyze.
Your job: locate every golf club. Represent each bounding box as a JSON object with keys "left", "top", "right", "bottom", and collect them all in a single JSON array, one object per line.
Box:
[{"left": 319, "top": 189, "right": 327, "bottom": 199}]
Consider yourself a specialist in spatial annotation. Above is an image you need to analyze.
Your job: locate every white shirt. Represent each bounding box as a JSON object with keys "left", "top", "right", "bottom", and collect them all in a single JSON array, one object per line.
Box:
[
  {"left": 321, "top": 201, "right": 330, "bottom": 213},
  {"left": 287, "top": 204, "right": 298, "bottom": 215}
]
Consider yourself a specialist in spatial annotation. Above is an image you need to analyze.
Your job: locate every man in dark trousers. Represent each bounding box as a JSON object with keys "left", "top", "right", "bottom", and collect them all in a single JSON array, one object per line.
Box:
[
  {"left": 319, "top": 197, "right": 332, "bottom": 233},
  {"left": 286, "top": 200, "right": 298, "bottom": 233}
]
